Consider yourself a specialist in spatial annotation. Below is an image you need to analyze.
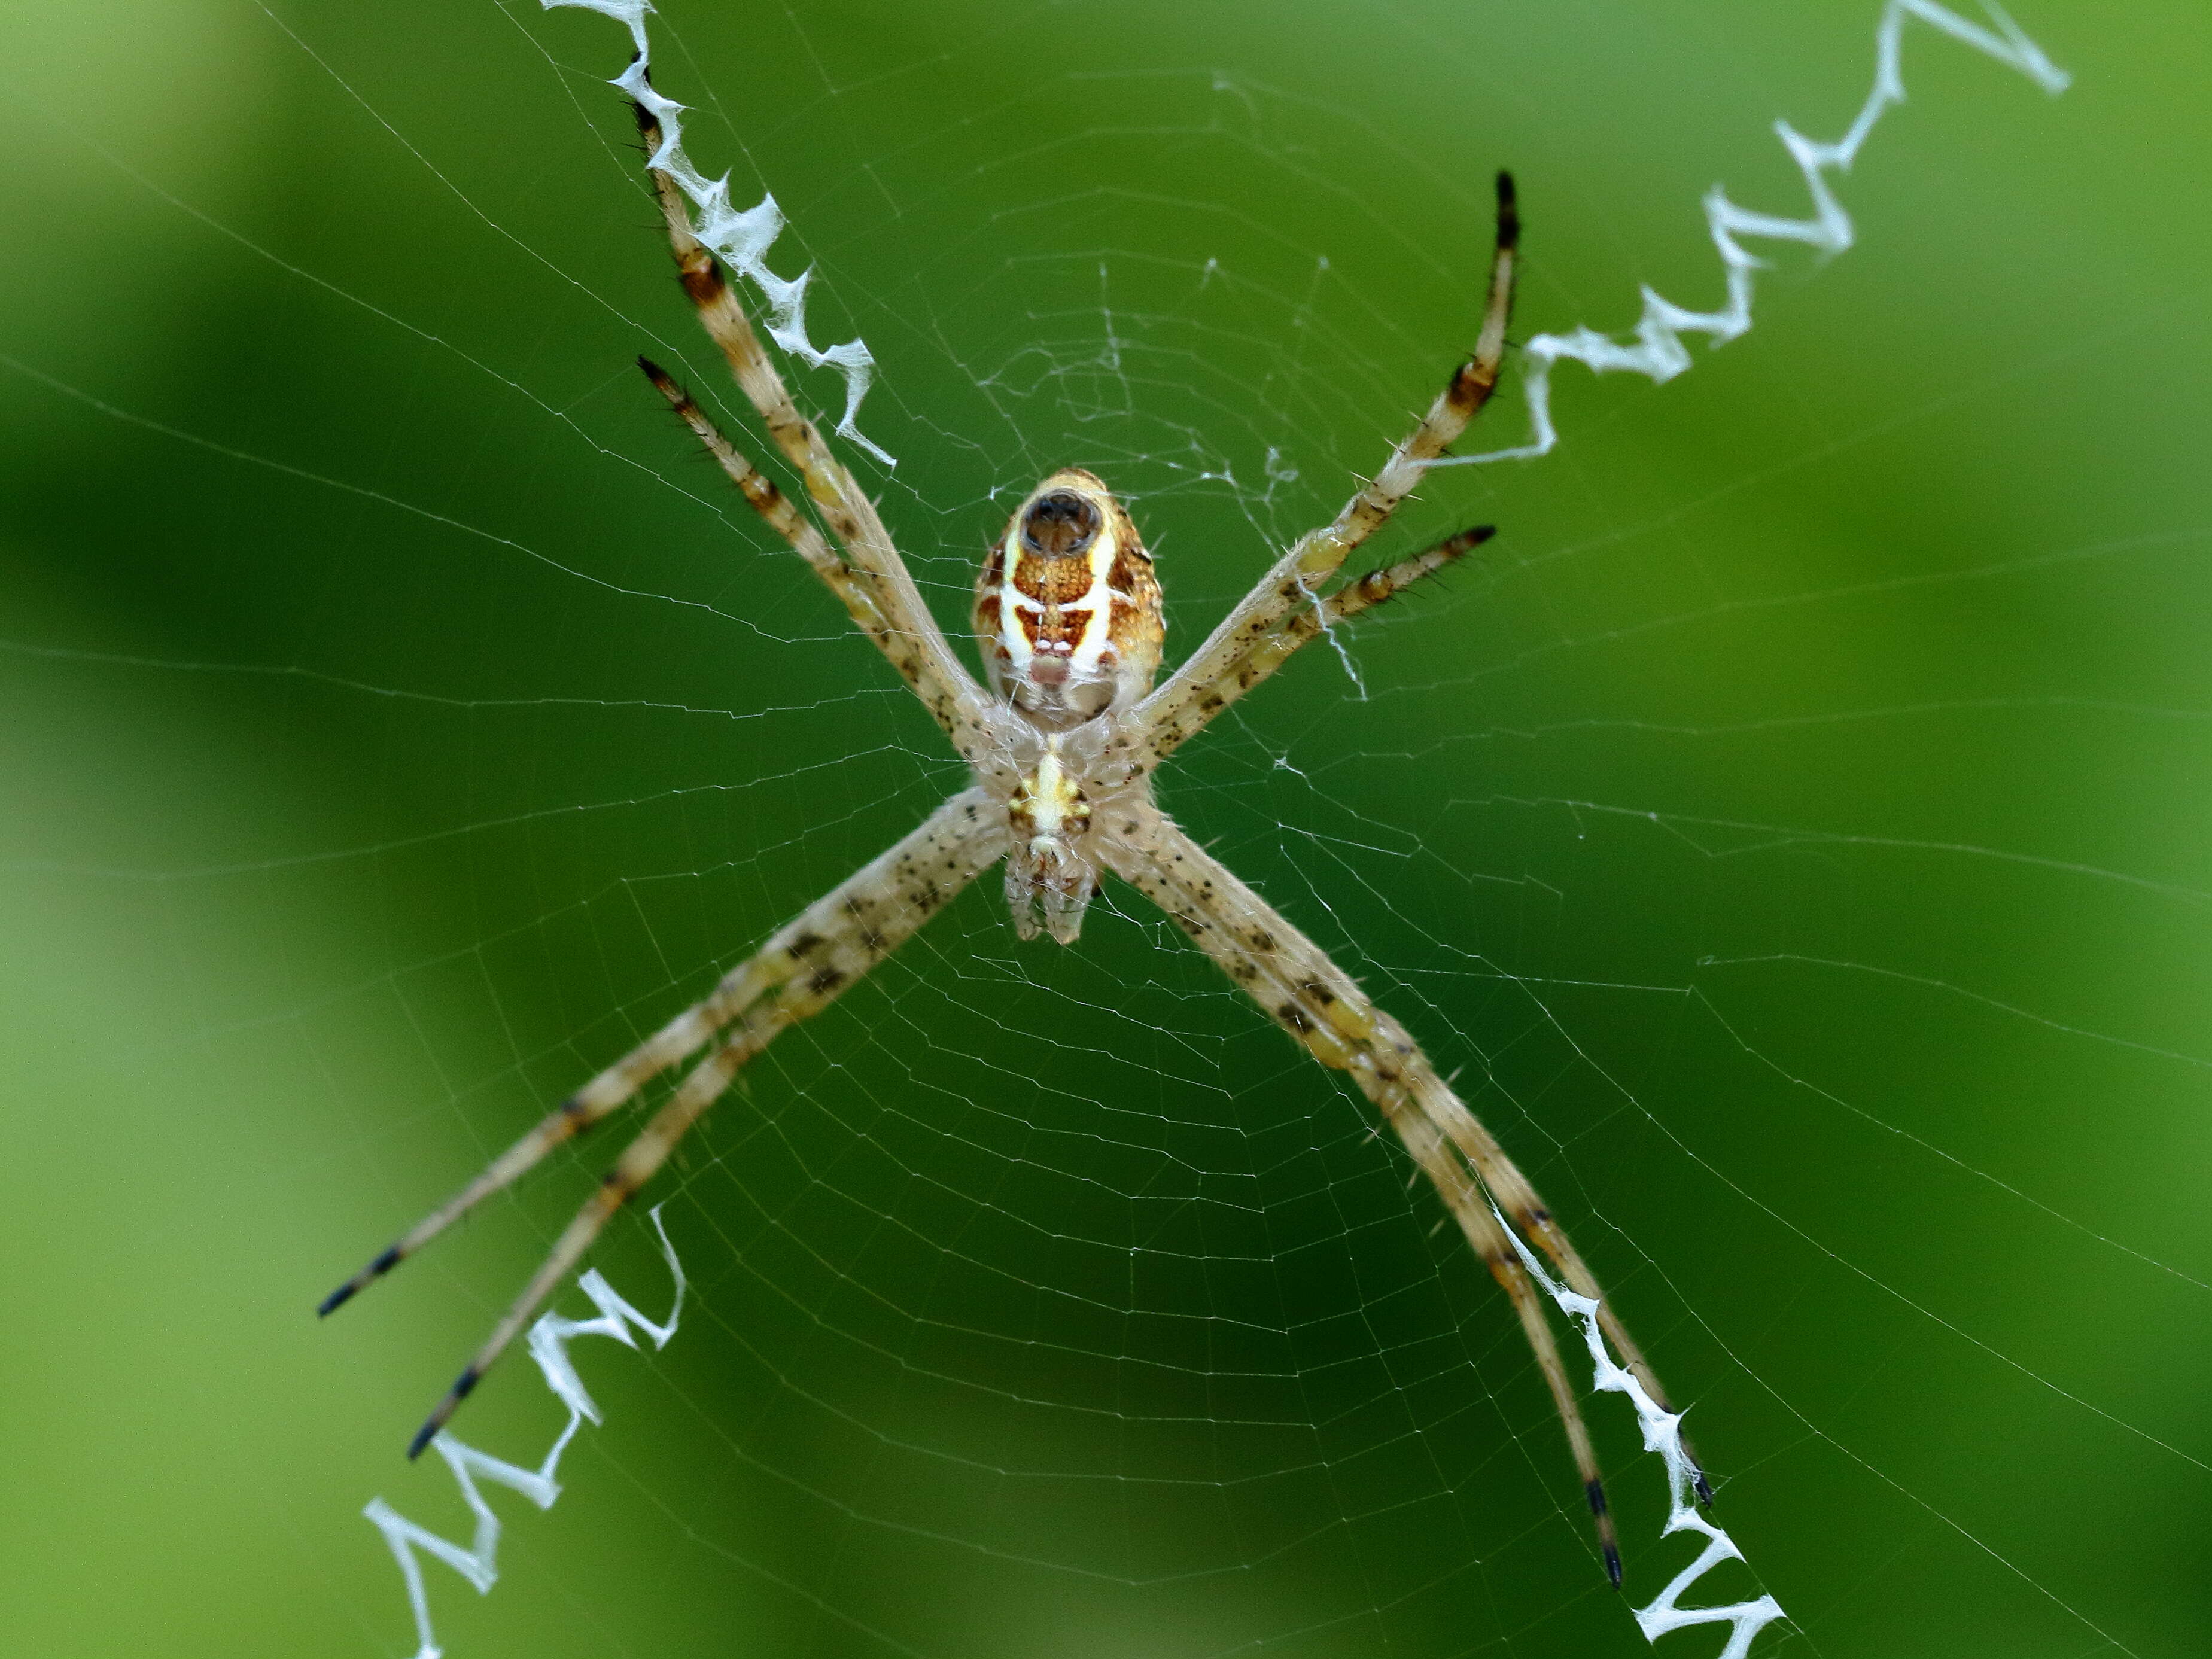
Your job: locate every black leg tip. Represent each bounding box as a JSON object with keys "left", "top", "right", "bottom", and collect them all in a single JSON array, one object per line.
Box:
[
  {"left": 317, "top": 1244, "right": 401, "bottom": 1317},
  {"left": 406, "top": 1366, "right": 480, "bottom": 1460},
  {"left": 1493, "top": 171, "right": 1520, "bottom": 246},
  {"left": 1588, "top": 1480, "right": 1621, "bottom": 1586},
  {"left": 640, "top": 360, "right": 693, "bottom": 410},
  {"left": 1694, "top": 1468, "right": 1715, "bottom": 1509}
]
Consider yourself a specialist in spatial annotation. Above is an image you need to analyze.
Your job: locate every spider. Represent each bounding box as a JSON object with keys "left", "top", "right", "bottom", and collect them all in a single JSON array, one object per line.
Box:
[{"left": 321, "top": 99, "right": 1708, "bottom": 1587}]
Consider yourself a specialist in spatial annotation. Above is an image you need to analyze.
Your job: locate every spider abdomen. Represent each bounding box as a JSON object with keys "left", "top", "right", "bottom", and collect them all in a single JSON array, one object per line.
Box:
[{"left": 974, "top": 467, "right": 1163, "bottom": 727}]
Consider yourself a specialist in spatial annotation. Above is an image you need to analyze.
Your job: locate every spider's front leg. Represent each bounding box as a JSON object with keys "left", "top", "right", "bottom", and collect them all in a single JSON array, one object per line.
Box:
[
  {"left": 1131, "top": 520, "right": 1500, "bottom": 767},
  {"left": 320, "top": 789, "right": 1008, "bottom": 1454},
  {"left": 1105, "top": 804, "right": 1705, "bottom": 1585},
  {"left": 634, "top": 106, "right": 1009, "bottom": 778},
  {"left": 1124, "top": 171, "right": 1519, "bottom": 774}
]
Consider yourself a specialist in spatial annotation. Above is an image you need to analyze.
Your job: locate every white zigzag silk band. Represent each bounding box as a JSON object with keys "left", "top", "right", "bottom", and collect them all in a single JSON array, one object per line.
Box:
[
  {"left": 538, "top": 1, "right": 2067, "bottom": 480},
  {"left": 363, "top": 1208, "right": 686, "bottom": 1659},
  {"left": 1499, "top": 1212, "right": 1788, "bottom": 1655},
  {"left": 1443, "top": 0, "right": 2070, "bottom": 468},
  {"left": 541, "top": 0, "right": 897, "bottom": 467}
]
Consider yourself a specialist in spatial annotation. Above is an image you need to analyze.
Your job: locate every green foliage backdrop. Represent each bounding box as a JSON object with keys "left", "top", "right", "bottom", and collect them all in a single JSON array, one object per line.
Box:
[{"left": 2, "top": 2, "right": 2207, "bottom": 1655}]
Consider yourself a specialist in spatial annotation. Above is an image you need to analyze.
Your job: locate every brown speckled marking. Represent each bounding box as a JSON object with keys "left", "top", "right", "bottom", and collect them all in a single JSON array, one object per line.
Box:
[{"left": 1011, "top": 537, "right": 1099, "bottom": 602}]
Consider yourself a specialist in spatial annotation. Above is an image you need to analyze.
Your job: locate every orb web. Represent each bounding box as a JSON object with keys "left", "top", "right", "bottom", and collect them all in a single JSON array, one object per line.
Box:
[{"left": 4, "top": 2, "right": 2204, "bottom": 1658}]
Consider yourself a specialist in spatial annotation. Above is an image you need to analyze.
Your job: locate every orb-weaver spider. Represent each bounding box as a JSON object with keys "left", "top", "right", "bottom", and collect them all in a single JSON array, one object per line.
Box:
[{"left": 322, "top": 96, "right": 1708, "bottom": 1587}]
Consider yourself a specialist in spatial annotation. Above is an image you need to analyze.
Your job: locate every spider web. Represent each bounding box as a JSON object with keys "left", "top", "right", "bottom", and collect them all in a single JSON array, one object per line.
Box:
[{"left": 2, "top": 2, "right": 2208, "bottom": 1657}]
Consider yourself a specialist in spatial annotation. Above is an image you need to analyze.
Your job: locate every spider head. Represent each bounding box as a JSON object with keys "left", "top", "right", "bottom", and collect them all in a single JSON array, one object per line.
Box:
[{"left": 974, "top": 468, "right": 1164, "bottom": 729}]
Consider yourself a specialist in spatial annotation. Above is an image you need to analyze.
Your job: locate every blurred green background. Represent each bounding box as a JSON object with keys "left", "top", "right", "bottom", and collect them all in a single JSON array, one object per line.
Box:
[{"left": 3, "top": 1, "right": 2208, "bottom": 1654}]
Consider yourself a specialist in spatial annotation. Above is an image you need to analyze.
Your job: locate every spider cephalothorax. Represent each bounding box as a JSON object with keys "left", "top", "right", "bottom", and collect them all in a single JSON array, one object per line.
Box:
[{"left": 322, "top": 112, "right": 1704, "bottom": 1587}]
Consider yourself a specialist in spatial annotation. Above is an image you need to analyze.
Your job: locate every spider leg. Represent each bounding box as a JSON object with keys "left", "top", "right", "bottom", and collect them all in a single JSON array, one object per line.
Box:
[
  {"left": 1310, "top": 526, "right": 1498, "bottom": 631},
  {"left": 318, "top": 789, "right": 1005, "bottom": 1323},
  {"left": 1128, "top": 172, "right": 1517, "bottom": 771},
  {"left": 1105, "top": 805, "right": 1706, "bottom": 1583},
  {"left": 633, "top": 104, "right": 1002, "bottom": 773},
  {"left": 407, "top": 1013, "right": 771, "bottom": 1457},
  {"left": 640, "top": 357, "right": 902, "bottom": 668},
  {"left": 1135, "top": 523, "right": 1496, "bottom": 763},
  {"left": 395, "top": 790, "right": 1008, "bottom": 1453}
]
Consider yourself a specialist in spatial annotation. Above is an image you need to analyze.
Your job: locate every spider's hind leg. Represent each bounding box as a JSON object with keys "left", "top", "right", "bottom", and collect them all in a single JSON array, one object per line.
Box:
[
  {"left": 406, "top": 1016, "right": 775, "bottom": 1457},
  {"left": 1106, "top": 805, "right": 1703, "bottom": 1582},
  {"left": 321, "top": 789, "right": 1009, "bottom": 1454}
]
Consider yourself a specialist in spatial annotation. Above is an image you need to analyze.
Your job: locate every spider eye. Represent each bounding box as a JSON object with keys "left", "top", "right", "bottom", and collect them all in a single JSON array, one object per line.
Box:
[{"left": 1021, "top": 491, "right": 1102, "bottom": 557}]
